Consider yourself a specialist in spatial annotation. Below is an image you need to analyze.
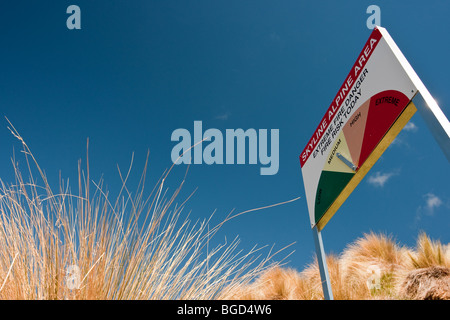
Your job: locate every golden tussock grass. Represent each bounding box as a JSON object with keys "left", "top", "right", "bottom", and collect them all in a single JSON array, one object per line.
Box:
[
  {"left": 230, "top": 232, "right": 450, "bottom": 300},
  {"left": 0, "top": 122, "right": 294, "bottom": 300},
  {"left": 0, "top": 122, "right": 447, "bottom": 300}
]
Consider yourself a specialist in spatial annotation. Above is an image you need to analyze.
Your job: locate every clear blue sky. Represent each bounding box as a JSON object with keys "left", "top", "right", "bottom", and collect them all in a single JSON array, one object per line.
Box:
[{"left": 1, "top": 1, "right": 449, "bottom": 271}]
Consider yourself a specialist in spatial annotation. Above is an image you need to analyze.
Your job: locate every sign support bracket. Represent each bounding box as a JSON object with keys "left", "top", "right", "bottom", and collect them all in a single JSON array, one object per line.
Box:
[
  {"left": 378, "top": 27, "right": 450, "bottom": 162},
  {"left": 312, "top": 225, "right": 333, "bottom": 300}
]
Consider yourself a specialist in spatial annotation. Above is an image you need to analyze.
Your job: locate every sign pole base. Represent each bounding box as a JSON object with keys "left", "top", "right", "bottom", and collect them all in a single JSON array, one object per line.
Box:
[{"left": 312, "top": 226, "right": 333, "bottom": 300}]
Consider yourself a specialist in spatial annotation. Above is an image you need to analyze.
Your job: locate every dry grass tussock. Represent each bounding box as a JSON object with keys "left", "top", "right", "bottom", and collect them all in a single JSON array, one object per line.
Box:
[
  {"left": 0, "top": 123, "right": 294, "bottom": 300},
  {"left": 1, "top": 123, "right": 447, "bottom": 300},
  {"left": 230, "top": 232, "right": 450, "bottom": 300}
]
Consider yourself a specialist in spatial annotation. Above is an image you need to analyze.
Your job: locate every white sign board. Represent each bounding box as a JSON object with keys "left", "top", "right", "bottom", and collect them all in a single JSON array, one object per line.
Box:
[{"left": 300, "top": 27, "right": 422, "bottom": 230}]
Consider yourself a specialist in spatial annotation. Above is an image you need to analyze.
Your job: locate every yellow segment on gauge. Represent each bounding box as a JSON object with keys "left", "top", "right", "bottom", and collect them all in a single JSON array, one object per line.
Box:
[{"left": 322, "top": 130, "right": 355, "bottom": 174}]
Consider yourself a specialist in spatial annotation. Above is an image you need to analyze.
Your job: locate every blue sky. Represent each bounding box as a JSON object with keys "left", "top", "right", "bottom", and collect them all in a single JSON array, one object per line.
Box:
[{"left": 1, "top": 1, "right": 449, "bottom": 271}]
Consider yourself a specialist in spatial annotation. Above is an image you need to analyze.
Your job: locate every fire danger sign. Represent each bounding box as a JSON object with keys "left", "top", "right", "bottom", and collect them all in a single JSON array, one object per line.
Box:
[{"left": 300, "top": 27, "right": 420, "bottom": 230}]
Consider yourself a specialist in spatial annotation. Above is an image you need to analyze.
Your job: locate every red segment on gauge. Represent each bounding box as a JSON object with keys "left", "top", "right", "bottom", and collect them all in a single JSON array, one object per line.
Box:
[{"left": 358, "top": 90, "right": 410, "bottom": 166}]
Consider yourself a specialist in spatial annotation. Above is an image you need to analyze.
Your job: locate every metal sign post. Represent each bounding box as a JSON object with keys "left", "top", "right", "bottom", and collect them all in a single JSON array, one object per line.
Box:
[{"left": 312, "top": 226, "right": 333, "bottom": 300}]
